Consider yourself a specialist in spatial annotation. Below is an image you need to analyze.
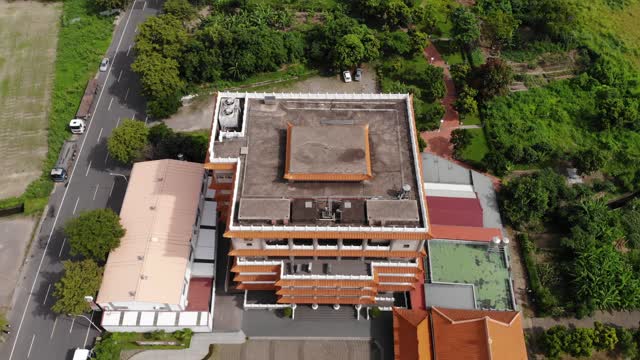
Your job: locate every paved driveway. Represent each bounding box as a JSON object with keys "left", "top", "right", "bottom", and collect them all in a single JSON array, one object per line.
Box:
[{"left": 216, "top": 340, "right": 377, "bottom": 360}]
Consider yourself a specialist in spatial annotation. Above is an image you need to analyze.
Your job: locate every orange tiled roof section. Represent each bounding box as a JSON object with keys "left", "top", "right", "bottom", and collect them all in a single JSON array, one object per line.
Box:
[
  {"left": 283, "top": 123, "right": 373, "bottom": 182},
  {"left": 429, "top": 225, "right": 502, "bottom": 242},
  {"left": 430, "top": 307, "right": 527, "bottom": 360},
  {"left": 228, "top": 248, "right": 423, "bottom": 258},
  {"left": 225, "top": 229, "right": 430, "bottom": 240},
  {"left": 393, "top": 307, "right": 431, "bottom": 360}
]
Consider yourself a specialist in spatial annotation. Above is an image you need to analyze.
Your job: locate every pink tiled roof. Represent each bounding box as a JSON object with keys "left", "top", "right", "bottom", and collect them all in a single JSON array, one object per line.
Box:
[{"left": 97, "top": 160, "right": 204, "bottom": 306}]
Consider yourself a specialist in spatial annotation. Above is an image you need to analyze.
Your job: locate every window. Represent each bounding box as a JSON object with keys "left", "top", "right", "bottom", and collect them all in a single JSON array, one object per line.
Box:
[
  {"left": 293, "top": 239, "right": 312, "bottom": 246},
  {"left": 368, "top": 239, "right": 391, "bottom": 247},
  {"left": 246, "top": 242, "right": 253, "bottom": 247},
  {"left": 266, "top": 239, "right": 288, "bottom": 246},
  {"left": 342, "top": 239, "right": 363, "bottom": 247},
  {"left": 317, "top": 239, "right": 337, "bottom": 246},
  {"left": 403, "top": 244, "right": 411, "bottom": 249}
]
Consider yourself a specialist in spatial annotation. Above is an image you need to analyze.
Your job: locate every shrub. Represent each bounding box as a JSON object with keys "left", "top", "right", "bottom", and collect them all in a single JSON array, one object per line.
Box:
[
  {"left": 282, "top": 307, "right": 293, "bottom": 318},
  {"left": 370, "top": 306, "right": 381, "bottom": 318},
  {"left": 518, "top": 233, "right": 559, "bottom": 316}
]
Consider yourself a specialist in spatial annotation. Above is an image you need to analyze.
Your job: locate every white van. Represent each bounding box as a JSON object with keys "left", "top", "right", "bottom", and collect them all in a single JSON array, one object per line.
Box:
[{"left": 72, "top": 348, "right": 91, "bottom": 360}]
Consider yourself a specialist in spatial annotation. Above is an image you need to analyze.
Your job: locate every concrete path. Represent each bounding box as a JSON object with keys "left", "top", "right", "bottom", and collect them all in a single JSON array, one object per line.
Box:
[
  {"left": 524, "top": 311, "right": 640, "bottom": 330},
  {"left": 131, "top": 338, "right": 377, "bottom": 360},
  {"left": 130, "top": 331, "right": 246, "bottom": 360},
  {"left": 420, "top": 42, "right": 460, "bottom": 160}
]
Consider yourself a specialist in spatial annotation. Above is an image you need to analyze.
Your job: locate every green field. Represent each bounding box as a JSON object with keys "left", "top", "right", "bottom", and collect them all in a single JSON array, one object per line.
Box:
[
  {"left": 460, "top": 128, "right": 489, "bottom": 163},
  {"left": 0, "top": 0, "right": 61, "bottom": 199},
  {"left": 428, "top": 240, "right": 513, "bottom": 310}
]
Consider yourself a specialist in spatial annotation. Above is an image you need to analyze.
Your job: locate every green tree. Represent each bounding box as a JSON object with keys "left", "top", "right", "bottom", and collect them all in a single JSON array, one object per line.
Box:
[
  {"left": 500, "top": 174, "right": 552, "bottom": 229},
  {"left": 92, "top": 333, "right": 121, "bottom": 360},
  {"left": 542, "top": 325, "right": 570, "bottom": 359},
  {"left": 52, "top": 260, "right": 103, "bottom": 316},
  {"left": 451, "top": 7, "right": 480, "bottom": 62},
  {"left": 566, "top": 328, "right": 596, "bottom": 357},
  {"left": 334, "top": 34, "right": 365, "bottom": 69},
  {"left": 95, "top": 0, "right": 127, "bottom": 11},
  {"left": 64, "top": 209, "right": 125, "bottom": 261},
  {"left": 163, "top": 0, "right": 197, "bottom": 21},
  {"left": 455, "top": 85, "right": 478, "bottom": 115},
  {"left": 470, "top": 58, "right": 513, "bottom": 101},
  {"left": 450, "top": 129, "right": 472, "bottom": 159},
  {"left": 593, "top": 322, "right": 618, "bottom": 351},
  {"left": 135, "top": 15, "right": 188, "bottom": 60},
  {"left": 573, "top": 148, "right": 606, "bottom": 175},
  {"left": 483, "top": 10, "right": 520, "bottom": 48},
  {"left": 616, "top": 328, "right": 639, "bottom": 359},
  {"left": 107, "top": 119, "right": 150, "bottom": 164}
]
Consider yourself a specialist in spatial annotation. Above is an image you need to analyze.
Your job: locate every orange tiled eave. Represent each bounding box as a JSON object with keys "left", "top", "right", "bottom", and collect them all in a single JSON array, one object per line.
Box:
[
  {"left": 225, "top": 230, "right": 429, "bottom": 240},
  {"left": 229, "top": 248, "right": 423, "bottom": 258}
]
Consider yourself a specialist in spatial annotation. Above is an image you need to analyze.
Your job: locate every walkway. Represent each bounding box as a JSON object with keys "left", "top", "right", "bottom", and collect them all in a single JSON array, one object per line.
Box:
[
  {"left": 130, "top": 331, "right": 246, "bottom": 360},
  {"left": 524, "top": 311, "right": 640, "bottom": 330},
  {"left": 421, "top": 42, "right": 460, "bottom": 159}
]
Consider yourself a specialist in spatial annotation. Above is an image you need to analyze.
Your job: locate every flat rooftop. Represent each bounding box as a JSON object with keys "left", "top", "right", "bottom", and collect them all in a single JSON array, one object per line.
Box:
[{"left": 209, "top": 93, "right": 428, "bottom": 231}]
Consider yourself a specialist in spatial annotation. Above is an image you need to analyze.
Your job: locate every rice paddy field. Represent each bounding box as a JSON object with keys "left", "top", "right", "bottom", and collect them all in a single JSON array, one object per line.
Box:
[
  {"left": 428, "top": 240, "right": 513, "bottom": 310},
  {"left": 0, "top": 0, "right": 61, "bottom": 198}
]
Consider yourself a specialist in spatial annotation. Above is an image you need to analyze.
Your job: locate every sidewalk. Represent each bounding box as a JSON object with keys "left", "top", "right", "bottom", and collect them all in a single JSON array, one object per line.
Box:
[
  {"left": 129, "top": 331, "right": 246, "bottom": 360},
  {"left": 420, "top": 42, "right": 460, "bottom": 159}
]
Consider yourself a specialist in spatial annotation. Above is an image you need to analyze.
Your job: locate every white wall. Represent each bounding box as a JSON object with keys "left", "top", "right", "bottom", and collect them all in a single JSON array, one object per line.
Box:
[
  {"left": 232, "top": 237, "right": 262, "bottom": 250},
  {"left": 390, "top": 239, "right": 420, "bottom": 252}
]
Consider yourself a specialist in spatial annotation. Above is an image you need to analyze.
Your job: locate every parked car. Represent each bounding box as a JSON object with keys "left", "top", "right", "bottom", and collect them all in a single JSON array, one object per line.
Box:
[
  {"left": 342, "top": 70, "right": 352, "bottom": 83},
  {"left": 354, "top": 68, "right": 363, "bottom": 81},
  {"left": 99, "top": 58, "right": 110, "bottom": 72}
]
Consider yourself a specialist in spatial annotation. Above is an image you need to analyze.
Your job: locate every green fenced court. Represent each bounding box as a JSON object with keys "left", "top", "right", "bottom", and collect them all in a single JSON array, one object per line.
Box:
[{"left": 428, "top": 240, "right": 513, "bottom": 310}]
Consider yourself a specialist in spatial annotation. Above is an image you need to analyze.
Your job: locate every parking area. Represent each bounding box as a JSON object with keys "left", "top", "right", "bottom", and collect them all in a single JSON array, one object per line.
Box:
[
  {"left": 163, "top": 65, "right": 378, "bottom": 132},
  {"left": 215, "top": 339, "right": 378, "bottom": 360}
]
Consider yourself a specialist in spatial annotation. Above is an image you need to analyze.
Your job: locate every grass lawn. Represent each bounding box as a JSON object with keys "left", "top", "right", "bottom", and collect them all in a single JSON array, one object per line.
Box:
[
  {"left": 0, "top": 0, "right": 61, "bottom": 199},
  {"left": 428, "top": 240, "right": 513, "bottom": 310},
  {"left": 460, "top": 112, "right": 481, "bottom": 126},
  {"left": 0, "top": 0, "right": 114, "bottom": 212},
  {"left": 460, "top": 128, "right": 489, "bottom": 163}
]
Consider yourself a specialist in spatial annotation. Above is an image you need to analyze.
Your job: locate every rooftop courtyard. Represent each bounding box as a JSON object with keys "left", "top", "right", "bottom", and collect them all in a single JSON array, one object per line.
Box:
[{"left": 427, "top": 240, "right": 514, "bottom": 310}]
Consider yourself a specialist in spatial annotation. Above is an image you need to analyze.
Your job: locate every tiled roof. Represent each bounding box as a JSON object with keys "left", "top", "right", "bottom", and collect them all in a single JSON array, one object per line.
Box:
[
  {"left": 277, "top": 296, "right": 375, "bottom": 304},
  {"left": 429, "top": 225, "right": 502, "bottom": 242},
  {"left": 392, "top": 308, "right": 431, "bottom": 360},
  {"left": 430, "top": 307, "right": 527, "bottom": 360},
  {"left": 97, "top": 160, "right": 204, "bottom": 306},
  {"left": 225, "top": 229, "right": 430, "bottom": 240},
  {"left": 229, "top": 248, "right": 423, "bottom": 258},
  {"left": 426, "top": 196, "right": 483, "bottom": 227}
]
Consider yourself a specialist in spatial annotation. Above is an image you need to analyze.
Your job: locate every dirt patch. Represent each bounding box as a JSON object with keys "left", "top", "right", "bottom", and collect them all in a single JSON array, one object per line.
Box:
[
  {"left": 163, "top": 65, "right": 378, "bottom": 132},
  {"left": 0, "top": 216, "right": 37, "bottom": 308},
  {"left": 0, "top": 0, "right": 61, "bottom": 198}
]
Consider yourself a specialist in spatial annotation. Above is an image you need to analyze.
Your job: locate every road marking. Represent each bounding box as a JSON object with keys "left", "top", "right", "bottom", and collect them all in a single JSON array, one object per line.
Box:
[
  {"left": 108, "top": 98, "right": 113, "bottom": 111},
  {"left": 144, "top": 115, "right": 148, "bottom": 124},
  {"left": 124, "top": 87, "right": 130, "bottom": 100},
  {"left": 93, "top": 184, "right": 100, "bottom": 201},
  {"left": 73, "top": 197, "right": 80, "bottom": 214},
  {"left": 127, "top": 44, "right": 132, "bottom": 56},
  {"left": 118, "top": 69, "right": 123, "bottom": 82},
  {"left": 49, "top": 317, "right": 58, "bottom": 340},
  {"left": 69, "top": 317, "right": 75, "bottom": 333},
  {"left": 97, "top": 127, "right": 103, "bottom": 143},
  {"left": 58, "top": 238, "right": 66, "bottom": 258},
  {"left": 135, "top": 26, "right": 138, "bottom": 33},
  {"left": 83, "top": 310, "right": 95, "bottom": 348},
  {"left": 85, "top": 161, "right": 92, "bottom": 176},
  {"left": 104, "top": 152, "right": 109, "bottom": 164},
  {"left": 116, "top": 118, "right": 121, "bottom": 127},
  {"left": 27, "top": 334, "right": 35, "bottom": 358},
  {"left": 143, "top": 1, "right": 146, "bottom": 10},
  {"left": 132, "top": 113, "right": 135, "bottom": 121},
  {"left": 109, "top": 181, "right": 116, "bottom": 197},
  {"left": 8, "top": 0, "right": 139, "bottom": 357},
  {"left": 43, "top": 284, "right": 51, "bottom": 305}
]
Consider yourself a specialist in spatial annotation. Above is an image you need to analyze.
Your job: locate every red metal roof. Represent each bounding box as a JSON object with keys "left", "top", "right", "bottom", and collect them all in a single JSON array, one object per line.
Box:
[{"left": 426, "top": 196, "right": 483, "bottom": 227}]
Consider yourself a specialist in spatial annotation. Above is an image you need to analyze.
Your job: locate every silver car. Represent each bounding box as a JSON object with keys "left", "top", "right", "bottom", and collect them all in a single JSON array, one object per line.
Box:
[
  {"left": 99, "top": 58, "right": 110, "bottom": 72},
  {"left": 354, "top": 68, "right": 363, "bottom": 81}
]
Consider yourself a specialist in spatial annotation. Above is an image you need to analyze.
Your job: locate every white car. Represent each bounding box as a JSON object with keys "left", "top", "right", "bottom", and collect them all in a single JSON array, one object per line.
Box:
[
  {"left": 342, "top": 70, "right": 352, "bottom": 83},
  {"left": 99, "top": 58, "right": 110, "bottom": 72}
]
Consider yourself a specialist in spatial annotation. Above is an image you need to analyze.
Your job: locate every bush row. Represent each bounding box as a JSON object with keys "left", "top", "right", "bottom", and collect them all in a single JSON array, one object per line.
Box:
[{"left": 518, "top": 233, "right": 559, "bottom": 317}]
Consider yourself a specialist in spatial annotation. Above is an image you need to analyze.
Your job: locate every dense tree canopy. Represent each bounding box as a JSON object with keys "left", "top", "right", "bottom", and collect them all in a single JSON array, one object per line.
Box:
[
  {"left": 107, "top": 119, "right": 150, "bottom": 164},
  {"left": 52, "top": 260, "right": 103, "bottom": 315},
  {"left": 64, "top": 209, "right": 125, "bottom": 261}
]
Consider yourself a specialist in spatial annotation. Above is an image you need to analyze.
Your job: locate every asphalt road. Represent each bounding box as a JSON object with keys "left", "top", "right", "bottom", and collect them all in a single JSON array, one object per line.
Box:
[{"left": 0, "top": 1, "right": 162, "bottom": 359}]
